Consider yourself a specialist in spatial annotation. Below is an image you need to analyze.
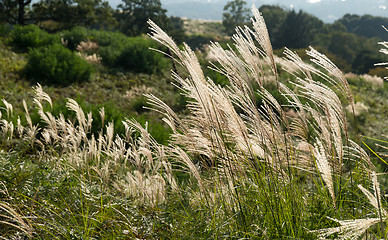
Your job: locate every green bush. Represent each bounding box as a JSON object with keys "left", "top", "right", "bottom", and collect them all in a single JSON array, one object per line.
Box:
[
  {"left": 60, "top": 27, "right": 166, "bottom": 74},
  {"left": 60, "top": 26, "right": 90, "bottom": 51},
  {"left": 24, "top": 44, "right": 94, "bottom": 86},
  {"left": 0, "top": 24, "right": 12, "bottom": 37},
  {"left": 10, "top": 25, "right": 60, "bottom": 52},
  {"left": 99, "top": 37, "right": 167, "bottom": 74},
  {"left": 90, "top": 30, "right": 127, "bottom": 47},
  {"left": 60, "top": 27, "right": 128, "bottom": 50},
  {"left": 116, "top": 37, "right": 167, "bottom": 74},
  {"left": 368, "top": 66, "right": 388, "bottom": 78},
  {"left": 185, "top": 34, "right": 213, "bottom": 50}
]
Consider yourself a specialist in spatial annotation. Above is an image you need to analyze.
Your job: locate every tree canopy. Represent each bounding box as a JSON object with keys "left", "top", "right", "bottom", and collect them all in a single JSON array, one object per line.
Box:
[
  {"left": 275, "top": 9, "right": 323, "bottom": 49},
  {"left": 337, "top": 14, "right": 388, "bottom": 40},
  {"left": 222, "top": 0, "right": 250, "bottom": 35},
  {"left": 31, "top": 0, "right": 115, "bottom": 30},
  {"left": 115, "top": 0, "right": 169, "bottom": 36},
  {"left": 0, "top": 0, "right": 32, "bottom": 24},
  {"left": 259, "top": 5, "right": 287, "bottom": 48}
]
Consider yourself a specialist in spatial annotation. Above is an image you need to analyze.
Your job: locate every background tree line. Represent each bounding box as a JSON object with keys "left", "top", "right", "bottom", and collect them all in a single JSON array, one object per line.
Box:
[
  {"left": 0, "top": 0, "right": 387, "bottom": 75},
  {"left": 0, "top": 0, "right": 184, "bottom": 41},
  {"left": 222, "top": 0, "right": 388, "bottom": 75}
]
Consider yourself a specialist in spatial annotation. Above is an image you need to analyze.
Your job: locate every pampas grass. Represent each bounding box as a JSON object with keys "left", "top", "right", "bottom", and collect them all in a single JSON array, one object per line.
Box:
[
  {"left": 375, "top": 26, "right": 388, "bottom": 81},
  {"left": 0, "top": 181, "right": 33, "bottom": 238},
  {"left": 0, "top": 201, "right": 33, "bottom": 238},
  {"left": 146, "top": 5, "right": 386, "bottom": 238}
]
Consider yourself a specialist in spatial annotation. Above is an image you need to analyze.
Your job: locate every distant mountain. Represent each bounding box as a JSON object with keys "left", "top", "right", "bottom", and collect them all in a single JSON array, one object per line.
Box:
[{"left": 108, "top": 0, "right": 388, "bottom": 23}]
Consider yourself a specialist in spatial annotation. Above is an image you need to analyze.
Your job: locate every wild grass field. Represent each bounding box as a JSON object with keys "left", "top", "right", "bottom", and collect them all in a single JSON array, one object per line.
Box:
[{"left": 1, "top": 6, "right": 388, "bottom": 239}]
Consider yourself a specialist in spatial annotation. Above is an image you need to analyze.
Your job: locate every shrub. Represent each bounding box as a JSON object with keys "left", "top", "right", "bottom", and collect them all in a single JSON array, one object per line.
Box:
[
  {"left": 90, "top": 30, "right": 127, "bottom": 47},
  {"left": 60, "top": 27, "right": 166, "bottom": 74},
  {"left": 24, "top": 44, "right": 93, "bottom": 86},
  {"left": 99, "top": 37, "right": 167, "bottom": 74},
  {"left": 185, "top": 34, "right": 213, "bottom": 50},
  {"left": 10, "top": 25, "right": 59, "bottom": 52},
  {"left": 60, "top": 26, "right": 90, "bottom": 51},
  {"left": 368, "top": 66, "right": 388, "bottom": 78},
  {"left": 0, "top": 24, "right": 12, "bottom": 37},
  {"left": 60, "top": 27, "right": 128, "bottom": 50}
]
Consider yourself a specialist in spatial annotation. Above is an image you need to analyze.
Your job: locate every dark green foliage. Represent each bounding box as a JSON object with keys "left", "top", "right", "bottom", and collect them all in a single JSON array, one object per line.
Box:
[
  {"left": 115, "top": 0, "right": 169, "bottom": 36},
  {"left": 116, "top": 39, "right": 166, "bottom": 74},
  {"left": 206, "top": 67, "right": 229, "bottom": 87},
  {"left": 326, "top": 21, "right": 347, "bottom": 32},
  {"left": 32, "top": 0, "right": 116, "bottom": 30},
  {"left": 222, "top": 0, "right": 250, "bottom": 35},
  {"left": 60, "top": 26, "right": 128, "bottom": 50},
  {"left": 99, "top": 36, "right": 167, "bottom": 74},
  {"left": 0, "top": 23, "right": 12, "bottom": 37},
  {"left": 135, "top": 114, "right": 171, "bottom": 145},
  {"left": 0, "top": 0, "right": 32, "bottom": 25},
  {"left": 60, "top": 26, "right": 90, "bottom": 51},
  {"left": 258, "top": 5, "right": 386, "bottom": 73},
  {"left": 259, "top": 5, "right": 288, "bottom": 46},
  {"left": 276, "top": 10, "right": 323, "bottom": 49},
  {"left": 24, "top": 44, "right": 93, "bottom": 85},
  {"left": 87, "top": 29, "right": 127, "bottom": 47},
  {"left": 129, "top": 95, "right": 149, "bottom": 113},
  {"left": 337, "top": 14, "right": 388, "bottom": 39},
  {"left": 353, "top": 49, "right": 386, "bottom": 74},
  {"left": 0, "top": 0, "right": 17, "bottom": 24},
  {"left": 165, "top": 16, "right": 185, "bottom": 44},
  {"left": 326, "top": 31, "right": 361, "bottom": 62},
  {"left": 314, "top": 30, "right": 383, "bottom": 73},
  {"left": 10, "top": 24, "right": 60, "bottom": 52},
  {"left": 185, "top": 34, "right": 213, "bottom": 50},
  {"left": 369, "top": 67, "right": 387, "bottom": 78},
  {"left": 60, "top": 27, "right": 167, "bottom": 74}
]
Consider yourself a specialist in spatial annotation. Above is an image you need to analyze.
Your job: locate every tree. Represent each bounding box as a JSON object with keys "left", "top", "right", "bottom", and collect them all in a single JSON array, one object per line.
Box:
[
  {"left": 222, "top": 0, "right": 250, "bottom": 36},
  {"left": 165, "top": 16, "right": 185, "bottom": 44},
  {"left": 353, "top": 49, "right": 384, "bottom": 74},
  {"left": 115, "top": 0, "right": 169, "bottom": 36},
  {"left": 327, "top": 31, "right": 361, "bottom": 63},
  {"left": 259, "top": 5, "right": 287, "bottom": 48},
  {"left": 337, "top": 14, "right": 388, "bottom": 39},
  {"left": 0, "top": 0, "right": 32, "bottom": 24},
  {"left": 276, "top": 10, "right": 323, "bottom": 49},
  {"left": 32, "top": 0, "right": 115, "bottom": 30}
]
